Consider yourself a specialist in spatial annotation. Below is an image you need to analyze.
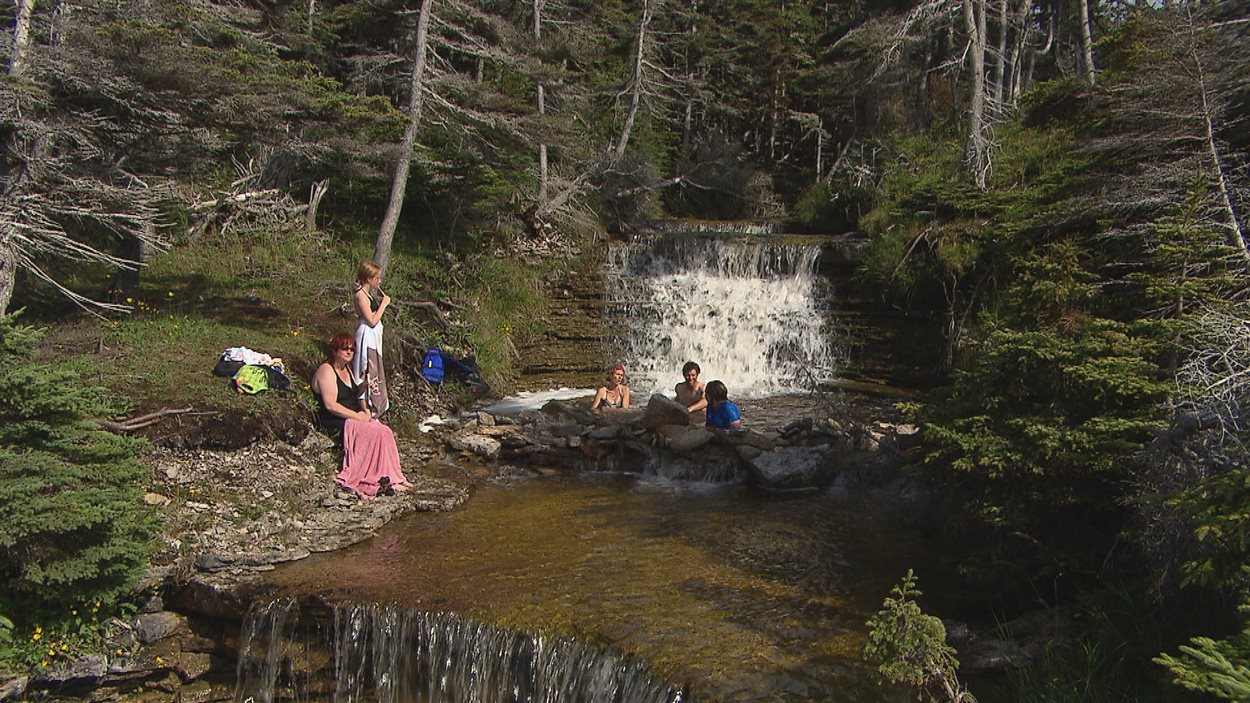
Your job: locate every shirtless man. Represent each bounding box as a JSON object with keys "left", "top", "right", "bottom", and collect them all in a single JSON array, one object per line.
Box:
[{"left": 675, "top": 361, "right": 708, "bottom": 413}]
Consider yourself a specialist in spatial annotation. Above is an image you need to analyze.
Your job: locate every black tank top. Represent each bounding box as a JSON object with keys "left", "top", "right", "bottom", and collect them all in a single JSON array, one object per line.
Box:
[{"left": 316, "top": 368, "right": 359, "bottom": 434}]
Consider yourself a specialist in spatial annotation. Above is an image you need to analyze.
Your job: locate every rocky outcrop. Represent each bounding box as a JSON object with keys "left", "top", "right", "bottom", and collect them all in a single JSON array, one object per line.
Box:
[{"left": 440, "top": 393, "right": 921, "bottom": 490}]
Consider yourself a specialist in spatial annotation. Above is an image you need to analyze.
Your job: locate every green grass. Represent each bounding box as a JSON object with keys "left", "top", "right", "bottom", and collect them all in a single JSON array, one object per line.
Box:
[{"left": 38, "top": 226, "right": 572, "bottom": 414}]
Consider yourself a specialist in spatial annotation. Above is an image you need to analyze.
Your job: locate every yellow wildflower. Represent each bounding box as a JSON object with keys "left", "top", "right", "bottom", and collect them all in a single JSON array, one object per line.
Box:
[
  {"left": 31, "top": 633, "right": 41, "bottom": 642},
  {"left": 167, "top": 291, "right": 174, "bottom": 298}
]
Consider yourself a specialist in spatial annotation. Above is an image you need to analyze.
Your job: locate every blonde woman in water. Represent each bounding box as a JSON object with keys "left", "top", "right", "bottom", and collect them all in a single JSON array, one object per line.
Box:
[{"left": 591, "top": 364, "right": 631, "bottom": 414}]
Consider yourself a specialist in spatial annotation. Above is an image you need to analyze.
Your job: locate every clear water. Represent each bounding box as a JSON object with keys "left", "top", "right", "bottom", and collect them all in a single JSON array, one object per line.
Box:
[{"left": 267, "top": 475, "right": 935, "bottom": 702}]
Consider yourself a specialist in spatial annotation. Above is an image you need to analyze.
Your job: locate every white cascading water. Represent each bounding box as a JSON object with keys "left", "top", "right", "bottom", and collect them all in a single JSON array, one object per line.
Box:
[
  {"left": 604, "top": 235, "right": 839, "bottom": 398},
  {"left": 234, "top": 599, "right": 683, "bottom": 703}
]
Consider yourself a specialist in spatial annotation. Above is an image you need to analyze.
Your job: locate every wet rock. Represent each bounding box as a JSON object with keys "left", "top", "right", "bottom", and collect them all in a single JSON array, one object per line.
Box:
[
  {"left": 640, "top": 394, "right": 690, "bottom": 429},
  {"left": 477, "top": 411, "right": 496, "bottom": 427},
  {"left": 541, "top": 400, "right": 595, "bottom": 425},
  {"left": 657, "top": 425, "right": 714, "bottom": 453},
  {"left": 174, "top": 652, "right": 214, "bottom": 681},
  {"left": 588, "top": 425, "right": 622, "bottom": 439},
  {"left": 958, "top": 638, "right": 1028, "bottom": 674},
  {"left": 133, "top": 612, "right": 187, "bottom": 644},
  {"left": 748, "top": 444, "right": 834, "bottom": 489}
]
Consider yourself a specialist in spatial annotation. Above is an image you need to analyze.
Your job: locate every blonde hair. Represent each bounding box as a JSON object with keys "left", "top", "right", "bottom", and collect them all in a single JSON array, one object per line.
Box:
[{"left": 356, "top": 260, "right": 381, "bottom": 286}]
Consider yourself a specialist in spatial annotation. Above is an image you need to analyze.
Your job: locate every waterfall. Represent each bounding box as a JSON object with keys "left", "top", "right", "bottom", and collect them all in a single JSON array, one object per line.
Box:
[
  {"left": 235, "top": 599, "right": 684, "bottom": 703},
  {"left": 604, "top": 235, "right": 839, "bottom": 398}
]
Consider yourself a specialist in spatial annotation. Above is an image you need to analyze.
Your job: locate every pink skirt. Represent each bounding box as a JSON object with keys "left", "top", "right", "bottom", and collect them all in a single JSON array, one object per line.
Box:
[{"left": 336, "top": 419, "right": 407, "bottom": 499}]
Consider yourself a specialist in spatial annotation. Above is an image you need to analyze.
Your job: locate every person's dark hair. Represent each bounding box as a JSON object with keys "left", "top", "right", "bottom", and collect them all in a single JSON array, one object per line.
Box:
[
  {"left": 682, "top": 361, "right": 700, "bottom": 376},
  {"left": 326, "top": 332, "right": 355, "bottom": 362},
  {"left": 705, "top": 380, "right": 728, "bottom": 403}
]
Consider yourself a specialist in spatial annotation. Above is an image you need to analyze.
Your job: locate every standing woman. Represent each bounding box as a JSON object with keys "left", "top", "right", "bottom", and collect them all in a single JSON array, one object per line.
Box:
[
  {"left": 591, "top": 363, "right": 631, "bottom": 414},
  {"left": 353, "top": 260, "right": 391, "bottom": 416}
]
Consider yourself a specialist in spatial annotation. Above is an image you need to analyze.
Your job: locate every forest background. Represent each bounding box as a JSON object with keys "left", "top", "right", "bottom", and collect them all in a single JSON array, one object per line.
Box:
[{"left": 1, "top": 0, "right": 1248, "bottom": 701}]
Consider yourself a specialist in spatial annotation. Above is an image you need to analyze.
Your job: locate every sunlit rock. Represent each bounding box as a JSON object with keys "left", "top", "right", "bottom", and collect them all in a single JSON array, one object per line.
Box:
[
  {"left": 747, "top": 444, "right": 834, "bottom": 489},
  {"left": 640, "top": 394, "right": 690, "bottom": 429}
]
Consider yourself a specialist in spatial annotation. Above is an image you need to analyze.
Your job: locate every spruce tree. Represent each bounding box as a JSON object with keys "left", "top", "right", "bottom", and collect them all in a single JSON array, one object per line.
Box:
[{"left": 0, "top": 316, "right": 158, "bottom": 617}]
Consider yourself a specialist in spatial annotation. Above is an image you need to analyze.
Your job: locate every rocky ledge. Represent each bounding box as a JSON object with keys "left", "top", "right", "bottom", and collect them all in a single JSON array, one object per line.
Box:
[{"left": 442, "top": 393, "right": 922, "bottom": 491}]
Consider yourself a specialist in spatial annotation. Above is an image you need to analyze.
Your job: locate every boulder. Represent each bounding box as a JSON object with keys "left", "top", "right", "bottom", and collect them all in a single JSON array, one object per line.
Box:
[
  {"left": 449, "top": 434, "right": 501, "bottom": 460},
  {"left": 657, "top": 425, "right": 715, "bottom": 453},
  {"left": 541, "top": 400, "right": 595, "bottom": 425},
  {"left": 640, "top": 394, "right": 690, "bottom": 429},
  {"left": 132, "top": 612, "right": 188, "bottom": 644},
  {"left": 747, "top": 444, "right": 834, "bottom": 489},
  {"left": 588, "top": 425, "right": 622, "bottom": 440}
]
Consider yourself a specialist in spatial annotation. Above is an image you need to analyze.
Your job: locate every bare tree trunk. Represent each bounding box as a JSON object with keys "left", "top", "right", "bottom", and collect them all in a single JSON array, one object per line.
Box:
[
  {"left": 1078, "top": 0, "right": 1096, "bottom": 85},
  {"left": 1186, "top": 8, "right": 1248, "bottom": 264},
  {"left": 534, "top": 0, "right": 548, "bottom": 205},
  {"left": 815, "top": 118, "right": 823, "bottom": 178},
  {"left": 9, "top": 0, "right": 36, "bottom": 77},
  {"left": 374, "top": 0, "right": 433, "bottom": 273},
  {"left": 991, "top": 0, "right": 1009, "bottom": 105},
  {"left": 612, "top": 0, "right": 655, "bottom": 162},
  {"left": 306, "top": 179, "right": 329, "bottom": 232},
  {"left": 307, "top": 0, "right": 316, "bottom": 37},
  {"left": 1006, "top": 0, "right": 1032, "bottom": 104},
  {"left": 0, "top": 238, "right": 16, "bottom": 317},
  {"left": 963, "top": 0, "right": 990, "bottom": 189}
]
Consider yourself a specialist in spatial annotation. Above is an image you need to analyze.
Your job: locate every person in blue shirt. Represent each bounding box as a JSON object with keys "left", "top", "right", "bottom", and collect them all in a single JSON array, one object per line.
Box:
[{"left": 704, "top": 380, "right": 742, "bottom": 430}]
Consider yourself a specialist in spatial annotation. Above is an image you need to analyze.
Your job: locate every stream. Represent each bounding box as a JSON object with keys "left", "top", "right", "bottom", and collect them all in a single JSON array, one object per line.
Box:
[{"left": 258, "top": 472, "right": 938, "bottom": 702}]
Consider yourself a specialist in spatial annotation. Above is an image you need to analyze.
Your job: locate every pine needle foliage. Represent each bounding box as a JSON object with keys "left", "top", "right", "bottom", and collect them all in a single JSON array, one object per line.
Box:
[
  {"left": 0, "top": 316, "right": 158, "bottom": 617},
  {"left": 864, "top": 570, "right": 976, "bottom": 703},
  {"left": 1156, "top": 601, "right": 1250, "bottom": 701}
]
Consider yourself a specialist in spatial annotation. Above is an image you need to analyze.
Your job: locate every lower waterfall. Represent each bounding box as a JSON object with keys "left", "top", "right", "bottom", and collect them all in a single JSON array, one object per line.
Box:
[{"left": 234, "top": 599, "right": 684, "bottom": 703}]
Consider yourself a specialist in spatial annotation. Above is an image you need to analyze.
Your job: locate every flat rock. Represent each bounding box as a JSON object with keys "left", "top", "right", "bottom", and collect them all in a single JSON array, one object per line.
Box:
[
  {"left": 32, "top": 653, "right": 107, "bottom": 685},
  {"left": 449, "top": 434, "right": 501, "bottom": 459}
]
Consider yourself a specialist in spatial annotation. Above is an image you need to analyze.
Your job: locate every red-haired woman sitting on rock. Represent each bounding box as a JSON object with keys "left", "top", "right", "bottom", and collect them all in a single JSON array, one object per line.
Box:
[{"left": 311, "top": 332, "right": 410, "bottom": 498}]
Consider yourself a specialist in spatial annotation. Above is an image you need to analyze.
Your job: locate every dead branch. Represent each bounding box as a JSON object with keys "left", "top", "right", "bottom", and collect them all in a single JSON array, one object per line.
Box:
[{"left": 98, "top": 406, "right": 195, "bottom": 433}]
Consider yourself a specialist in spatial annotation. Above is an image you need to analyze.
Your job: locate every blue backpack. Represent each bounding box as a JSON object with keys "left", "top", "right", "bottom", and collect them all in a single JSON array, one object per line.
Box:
[{"left": 422, "top": 348, "right": 444, "bottom": 383}]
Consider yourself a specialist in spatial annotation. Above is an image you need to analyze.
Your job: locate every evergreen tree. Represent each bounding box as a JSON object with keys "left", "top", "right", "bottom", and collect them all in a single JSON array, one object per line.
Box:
[{"left": 0, "top": 316, "right": 158, "bottom": 616}]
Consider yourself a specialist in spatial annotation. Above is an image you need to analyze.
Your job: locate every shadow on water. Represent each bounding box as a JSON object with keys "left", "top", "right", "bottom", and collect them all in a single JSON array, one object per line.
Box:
[{"left": 265, "top": 474, "right": 938, "bottom": 702}]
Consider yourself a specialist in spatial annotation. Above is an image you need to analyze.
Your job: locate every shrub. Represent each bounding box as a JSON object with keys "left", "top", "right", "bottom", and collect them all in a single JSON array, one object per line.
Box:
[
  {"left": 0, "top": 315, "right": 159, "bottom": 617},
  {"left": 863, "top": 570, "right": 976, "bottom": 703}
]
